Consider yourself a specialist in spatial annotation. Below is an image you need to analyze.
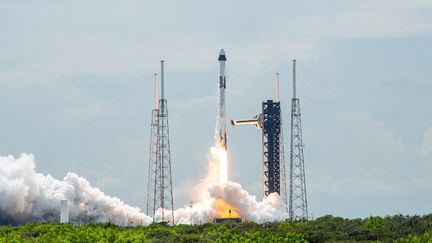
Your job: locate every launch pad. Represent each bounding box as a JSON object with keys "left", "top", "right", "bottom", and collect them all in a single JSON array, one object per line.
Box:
[{"left": 213, "top": 217, "right": 242, "bottom": 223}]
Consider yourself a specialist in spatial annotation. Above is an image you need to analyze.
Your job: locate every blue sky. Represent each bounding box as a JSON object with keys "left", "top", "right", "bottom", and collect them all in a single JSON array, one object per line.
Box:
[{"left": 1, "top": 0, "right": 431, "bottom": 218}]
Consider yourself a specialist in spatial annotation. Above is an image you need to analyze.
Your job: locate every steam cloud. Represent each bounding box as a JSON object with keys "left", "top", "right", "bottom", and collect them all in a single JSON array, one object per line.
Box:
[
  {"left": 173, "top": 181, "right": 288, "bottom": 224},
  {"left": 0, "top": 154, "right": 152, "bottom": 226},
  {"left": 0, "top": 153, "right": 288, "bottom": 226},
  {"left": 171, "top": 146, "right": 289, "bottom": 224}
]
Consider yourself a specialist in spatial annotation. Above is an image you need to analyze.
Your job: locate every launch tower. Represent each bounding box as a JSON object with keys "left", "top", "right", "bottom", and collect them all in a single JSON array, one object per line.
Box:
[
  {"left": 262, "top": 100, "right": 281, "bottom": 196},
  {"left": 231, "top": 74, "right": 285, "bottom": 199}
]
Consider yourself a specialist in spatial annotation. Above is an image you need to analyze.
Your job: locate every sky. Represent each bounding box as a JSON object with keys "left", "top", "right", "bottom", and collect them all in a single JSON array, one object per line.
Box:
[{"left": 0, "top": 0, "right": 431, "bottom": 219}]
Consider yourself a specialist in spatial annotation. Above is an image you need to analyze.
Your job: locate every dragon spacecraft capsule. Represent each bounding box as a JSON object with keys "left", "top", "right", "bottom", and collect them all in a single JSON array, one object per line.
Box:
[{"left": 217, "top": 49, "right": 227, "bottom": 150}]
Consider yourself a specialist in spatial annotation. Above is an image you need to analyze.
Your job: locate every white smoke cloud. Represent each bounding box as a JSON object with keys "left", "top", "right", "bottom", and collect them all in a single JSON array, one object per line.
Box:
[
  {"left": 172, "top": 181, "right": 288, "bottom": 224},
  {"left": 0, "top": 153, "right": 288, "bottom": 226},
  {"left": 168, "top": 145, "right": 289, "bottom": 224},
  {"left": 0, "top": 154, "right": 152, "bottom": 226}
]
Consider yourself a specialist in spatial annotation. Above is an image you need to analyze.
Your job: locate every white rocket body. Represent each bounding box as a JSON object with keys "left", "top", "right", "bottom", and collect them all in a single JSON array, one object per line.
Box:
[{"left": 217, "top": 49, "right": 227, "bottom": 150}]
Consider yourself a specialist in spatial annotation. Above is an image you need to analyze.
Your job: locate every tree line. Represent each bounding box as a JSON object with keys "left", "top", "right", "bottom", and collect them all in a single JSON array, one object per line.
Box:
[{"left": 1, "top": 214, "right": 432, "bottom": 242}]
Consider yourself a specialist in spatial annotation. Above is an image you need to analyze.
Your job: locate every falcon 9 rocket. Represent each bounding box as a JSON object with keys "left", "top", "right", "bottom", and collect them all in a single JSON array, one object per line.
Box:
[{"left": 217, "top": 49, "right": 227, "bottom": 150}]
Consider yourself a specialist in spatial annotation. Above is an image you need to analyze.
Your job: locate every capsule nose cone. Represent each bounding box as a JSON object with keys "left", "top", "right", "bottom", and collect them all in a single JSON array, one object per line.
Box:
[{"left": 218, "top": 49, "right": 227, "bottom": 61}]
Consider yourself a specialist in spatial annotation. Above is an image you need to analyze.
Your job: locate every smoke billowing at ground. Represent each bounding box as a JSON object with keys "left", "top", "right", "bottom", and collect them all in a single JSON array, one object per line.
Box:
[
  {"left": 170, "top": 143, "right": 289, "bottom": 224},
  {"left": 173, "top": 177, "right": 288, "bottom": 224},
  {"left": 0, "top": 152, "right": 288, "bottom": 226},
  {"left": 0, "top": 154, "right": 152, "bottom": 226}
]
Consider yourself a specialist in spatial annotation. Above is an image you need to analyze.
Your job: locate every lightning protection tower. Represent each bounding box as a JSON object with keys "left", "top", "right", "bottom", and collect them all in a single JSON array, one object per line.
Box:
[
  {"left": 146, "top": 73, "right": 159, "bottom": 217},
  {"left": 289, "top": 60, "right": 308, "bottom": 221},
  {"left": 147, "top": 61, "right": 174, "bottom": 224}
]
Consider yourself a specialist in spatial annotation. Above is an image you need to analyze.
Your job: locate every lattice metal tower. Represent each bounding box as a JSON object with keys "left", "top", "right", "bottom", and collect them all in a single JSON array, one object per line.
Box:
[
  {"left": 146, "top": 74, "right": 159, "bottom": 217},
  {"left": 147, "top": 61, "right": 174, "bottom": 224},
  {"left": 289, "top": 60, "right": 308, "bottom": 220}
]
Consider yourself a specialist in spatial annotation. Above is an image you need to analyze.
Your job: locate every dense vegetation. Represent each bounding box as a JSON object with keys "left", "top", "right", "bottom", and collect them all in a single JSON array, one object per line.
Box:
[{"left": 1, "top": 214, "right": 432, "bottom": 242}]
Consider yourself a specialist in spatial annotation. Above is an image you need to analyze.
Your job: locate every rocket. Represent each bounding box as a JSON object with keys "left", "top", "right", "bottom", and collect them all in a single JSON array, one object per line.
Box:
[{"left": 217, "top": 49, "right": 227, "bottom": 150}]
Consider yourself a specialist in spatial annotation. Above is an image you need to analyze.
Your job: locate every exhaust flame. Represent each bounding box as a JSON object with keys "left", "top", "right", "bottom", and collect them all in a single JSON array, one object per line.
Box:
[
  {"left": 213, "top": 199, "right": 240, "bottom": 218},
  {"left": 209, "top": 144, "right": 241, "bottom": 219},
  {"left": 211, "top": 146, "right": 228, "bottom": 183}
]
